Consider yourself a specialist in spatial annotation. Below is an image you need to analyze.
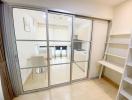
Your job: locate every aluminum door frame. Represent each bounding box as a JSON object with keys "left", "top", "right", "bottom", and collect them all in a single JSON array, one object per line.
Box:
[{"left": 5, "top": 4, "right": 110, "bottom": 95}]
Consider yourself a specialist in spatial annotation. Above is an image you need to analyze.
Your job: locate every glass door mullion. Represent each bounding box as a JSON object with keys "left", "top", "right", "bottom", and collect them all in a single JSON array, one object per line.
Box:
[
  {"left": 70, "top": 15, "right": 74, "bottom": 83},
  {"left": 45, "top": 9, "right": 50, "bottom": 87},
  {"left": 87, "top": 19, "right": 93, "bottom": 78}
]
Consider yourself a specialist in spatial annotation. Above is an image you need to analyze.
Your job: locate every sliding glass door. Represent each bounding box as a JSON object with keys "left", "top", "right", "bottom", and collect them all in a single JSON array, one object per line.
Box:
[
  {"left": 48, "top": 13, "right": 72, "bottom": 85},
  {"left": 13, "top": 8, "right": 48, "bottom": 91},
  {"left": 72, "top": 17, "right": 92, "bottom": 80},
  {"left": 13, "top": 8, "right": 92, "bottom": 92}
]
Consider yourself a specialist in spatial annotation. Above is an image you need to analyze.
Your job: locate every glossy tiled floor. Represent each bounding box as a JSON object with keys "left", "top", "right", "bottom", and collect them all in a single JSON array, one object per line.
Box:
[{"left": 14, "top": 78, "right": 118, "bottom": 100}]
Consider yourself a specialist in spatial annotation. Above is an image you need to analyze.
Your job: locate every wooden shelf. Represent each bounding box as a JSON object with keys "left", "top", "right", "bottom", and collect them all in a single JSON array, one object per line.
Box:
[
  {"left": 98, "top": 60, "right": 124, "bottom": 74},
  {"left": 124, "top": 77, "right": 132, "bottom": 84},
  {"left": 105, "top": 53, "right": 126, "bottom": 59},
  {"left": 120, "top": 90, "right": 132, "bottom": 99}
]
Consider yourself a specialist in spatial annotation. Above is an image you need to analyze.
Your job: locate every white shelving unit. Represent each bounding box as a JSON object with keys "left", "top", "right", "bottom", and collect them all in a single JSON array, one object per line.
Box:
[
  {"left": 105, "top": 53, "right": 126, "bottom": 59},
  {"left": 126, "top": 62, "right": 132, "bottom": 67},
  {"left": 98, "top": 60, "right": 124, "bottom": 74},
  {"left": 106, "top": 42, "right": 129, "bottom": 45},
  {"left": 117, "top": 44, "right": 132, "bottom": 100},
  {"left": 98, "top": 33, "right": 131, "bottom": 79},
  {"left": 124, "top": 77, "right": 132, "bottom": 84},
  {"left": 120, "top": 90, "right": 131, "bottom": 99},
  {"left": 110, "top": 33, "right": 131, "bottom": 36},
  {"left": 98, "top": 33, "right": 132, "bottom": 100}
]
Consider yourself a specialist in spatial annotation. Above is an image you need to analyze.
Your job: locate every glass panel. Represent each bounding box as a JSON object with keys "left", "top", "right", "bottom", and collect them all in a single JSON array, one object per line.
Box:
[
  {"left": 13, "top": 8, "right": 47, "bottom": 40},
  {"left": 72, "top": 42, "right": 90, "bottom": 62},
  {"left": 17, "top": 41, "right": 48, "bottom": 68},
  {"left": 72, "top": 62, "right": 88, "bottom": 80},
  {"left": 21, "top": 67, "right": 48, "bottom": 91},
  {"left": 49, "top": 41, "right": 71, "bottom": 65},
  {"left": 13, "top": 8, "right": 48, "bottom": 91},
  {"left": 73, "top": 17, "right": 92, "bottom": 42},
  {"left": 13, "top": 8, "right": 92, "bottom": 91},
  {"left": 50, "top": 64, "right": 70, "bottom": 85},
  {"left": 48, "top": 13, "right": 72, "bottom": 41},
  {"left": 72, "top": 17, "right": 92, "bottom": 81},
  {"left": 48, "top": 13, "right": 72, "bottom": 85}
]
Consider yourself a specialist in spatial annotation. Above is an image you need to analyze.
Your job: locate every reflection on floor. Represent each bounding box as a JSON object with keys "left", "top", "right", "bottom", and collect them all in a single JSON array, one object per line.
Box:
[
  {"left": 14, "top": 78, "right": 118, "bottom": 100},
  {"left": 23, "top": 57, "right": 87, "bottom": 91}
]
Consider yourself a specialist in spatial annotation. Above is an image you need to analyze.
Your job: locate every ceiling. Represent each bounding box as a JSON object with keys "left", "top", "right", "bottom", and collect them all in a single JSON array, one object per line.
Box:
[
  {"left": 3, "top": 0, "right": 127, "bottom": 20},
  {"left": 89, "top": 0, "right": 127, "bottom": 6},
  {"left": 4, "top": 0, "right": 127, "bottom": 7}
]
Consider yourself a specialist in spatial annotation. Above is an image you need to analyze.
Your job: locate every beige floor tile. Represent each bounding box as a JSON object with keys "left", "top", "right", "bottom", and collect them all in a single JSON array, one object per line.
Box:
[{"left": 14, "top": 79, "right": 118, "bottom": 100}]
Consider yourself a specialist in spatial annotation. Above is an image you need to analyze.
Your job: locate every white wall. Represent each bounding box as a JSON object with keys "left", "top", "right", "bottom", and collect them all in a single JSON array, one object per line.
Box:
[
  {"left": 104, "top": 0, "right": 132, "bottom": 85},
  {"left": 111, "top": 0, "right": 132, "bottom": 34},
  {"left": 89, "top": 20, "right": 108, "bottom": 78}
]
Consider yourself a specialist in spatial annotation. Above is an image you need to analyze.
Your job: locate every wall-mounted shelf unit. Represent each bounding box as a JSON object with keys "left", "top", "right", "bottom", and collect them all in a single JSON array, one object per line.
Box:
[
  {"left": 101, "top": 33, "right": 132, "bottom": 100},
  {"left": 120, "top": 90, "right": 132, "bottom": 99},
  {"left": 110, "top": 33, "right": 131, "bottom": 36},
  {"left": 124, "top": 77, "right": 132, "bottom": 84},
  {"left": 127, "top": 62, "right": 132, "bottom": 67},
  {"left": 98, "top": 60, "right": 124, "bottom": 74},
  {"left": 105, "top": 53, "right": 126, "bottom": 59},
  {"left": 106, "top": 42, "right": 129, "bottom": 45},
  {"left": 98, "top": 33, "right": 131, "bottom": 80},
  {"left": 118, "top": 81, "right": 132, "bottom": 100},
  {"left": 117, "top": 53, "right": 132, "bottom": 100}
]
